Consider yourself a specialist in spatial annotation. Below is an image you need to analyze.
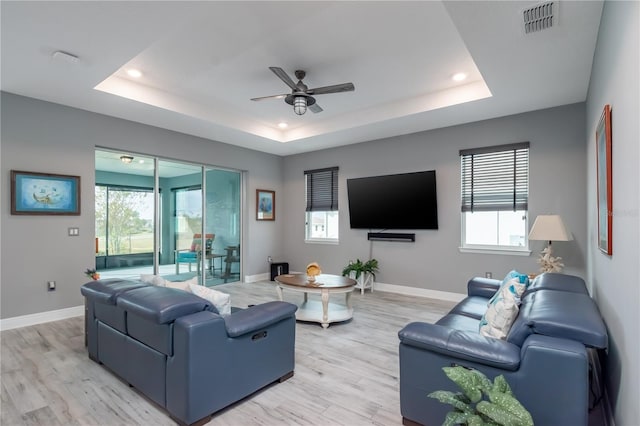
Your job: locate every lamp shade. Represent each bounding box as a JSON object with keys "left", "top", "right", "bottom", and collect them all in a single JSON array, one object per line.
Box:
[{"left": 528, "top": 215, "right": 573, "bottom": 242}]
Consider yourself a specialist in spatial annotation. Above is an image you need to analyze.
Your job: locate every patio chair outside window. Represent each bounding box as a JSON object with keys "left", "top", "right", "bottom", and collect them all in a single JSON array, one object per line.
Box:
[{"left": 175, "top": 233, "right": 214, "bottom": 274}]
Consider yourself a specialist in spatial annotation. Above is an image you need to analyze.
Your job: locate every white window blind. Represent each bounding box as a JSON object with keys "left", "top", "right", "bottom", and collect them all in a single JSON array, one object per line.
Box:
[
  {"left": 305, "top": 167, "right": 339, "bottom": 212},
  {"left": 460, "top": 142, "right": 529, "bottom": 212}
]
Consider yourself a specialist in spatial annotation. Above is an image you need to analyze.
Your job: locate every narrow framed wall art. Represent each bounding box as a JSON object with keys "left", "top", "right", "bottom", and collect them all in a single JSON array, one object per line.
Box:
[{"left": 595, "top": 104, "right": 612, "bottom": 255}]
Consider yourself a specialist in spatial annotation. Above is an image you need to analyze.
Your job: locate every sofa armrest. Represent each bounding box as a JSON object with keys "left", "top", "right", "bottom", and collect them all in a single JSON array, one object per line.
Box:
[
  {"left": 467, "top": 277, "right": 501, "bottom": 298},
  {"left": 224, "top": 301, "right": 297, "bottom": 338},
  {"left": 398, "top": 322, "right": 520, "bottom": 370}
]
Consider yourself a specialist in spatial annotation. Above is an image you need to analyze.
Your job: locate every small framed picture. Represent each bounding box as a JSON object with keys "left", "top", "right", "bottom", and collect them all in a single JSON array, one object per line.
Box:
[
  {"left": 256, "top": 189, "right": 275, "bottom": 221},
  {"left": 11, "top": 170, "right": 81, "bottom": 215},
  {"left": 596, "top": 104, "right": 612, "bottom": 255}
]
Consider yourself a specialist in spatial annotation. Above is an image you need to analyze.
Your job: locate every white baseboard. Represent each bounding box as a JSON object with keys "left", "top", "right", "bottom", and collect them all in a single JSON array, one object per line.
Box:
[
  {"left": 244, "top": 273, "right": 270, "bottom": 283},
  {"left": 374, "top": 282, "right": 466, "bottom": 303},
  {"left": 1, "top": 305, "right": 84, "bottom": 331}
]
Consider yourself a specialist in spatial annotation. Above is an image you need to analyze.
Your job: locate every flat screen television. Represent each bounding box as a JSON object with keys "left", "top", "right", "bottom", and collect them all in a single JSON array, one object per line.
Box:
[{"left": 347, "top": 170, "right": 438, "bottom": 230}]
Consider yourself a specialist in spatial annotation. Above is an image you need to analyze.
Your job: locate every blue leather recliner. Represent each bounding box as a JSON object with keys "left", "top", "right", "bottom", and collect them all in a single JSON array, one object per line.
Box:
[
  {"left": 81, "top": 279, "right": 297, "bottom": 425},
  {"left": 398, "top": 273, "right": 607, "bottom": 426}
]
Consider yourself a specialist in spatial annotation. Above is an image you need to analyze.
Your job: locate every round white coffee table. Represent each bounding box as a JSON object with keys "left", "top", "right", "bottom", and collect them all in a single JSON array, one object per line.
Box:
[{"left": 275, "top": 273, "right": 356, "bottom": 328}]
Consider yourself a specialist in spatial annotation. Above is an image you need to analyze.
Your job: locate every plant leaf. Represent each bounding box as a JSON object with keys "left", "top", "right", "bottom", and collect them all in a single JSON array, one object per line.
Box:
[
  {"left": 467, "top": 414, "right": 486, "bottom": 426},
  {"left": 492, "top": 375, "right": 513, "bottom": 396},
  {"left": 482, "top": 392, "right": 534, "bottom": 426},
  {"left": 428, "top": 391, "right": 473, "bottom": 413},
  {"left": 443, "top": 411, "right": 475, "bottom": 426},
  {"left": 443, "top": 366, "right": 483, "bottom": 403},
  {"left": 444, "top": 413, "right": 486, "bottom": 426},
  {"left": 477, "top": 401, "right": 518, "bottom": 425},
  {"left": 454, "top": 393, "right": 472, "bottom": 404}
]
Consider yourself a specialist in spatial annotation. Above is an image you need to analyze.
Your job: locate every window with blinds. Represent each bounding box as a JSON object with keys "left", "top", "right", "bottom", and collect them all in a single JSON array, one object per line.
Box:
[
  {"left": 304, "top": 167, "right": 339, "bottom": 242},
  {"left": 305, "top": 167, "right": 339, "bottom": 211},
  {"left": 460, "top": 143, "right": 530, "bottom": 251}
]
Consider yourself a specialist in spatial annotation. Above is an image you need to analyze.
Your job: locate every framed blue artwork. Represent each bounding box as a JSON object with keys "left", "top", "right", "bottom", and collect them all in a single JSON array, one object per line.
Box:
[
  {"left": 11, "top": 170, "right": 81, "bottom": 215},
  {"left": 256, "top": 189, "right": 275, "bottom": 221}
]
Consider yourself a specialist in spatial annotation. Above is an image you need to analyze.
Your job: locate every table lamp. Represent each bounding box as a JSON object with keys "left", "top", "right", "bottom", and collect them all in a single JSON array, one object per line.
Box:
[{"left": 528, "top": 215, "right": 573, "bottom": 273}]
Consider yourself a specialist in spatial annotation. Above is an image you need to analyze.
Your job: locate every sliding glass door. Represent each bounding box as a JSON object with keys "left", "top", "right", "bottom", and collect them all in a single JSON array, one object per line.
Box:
[
  {"left": 205, "top": 168, "right": 241, "bottom": 283},
  {"left": 95, "top": 149, "right": 242, "bottom": 286}
]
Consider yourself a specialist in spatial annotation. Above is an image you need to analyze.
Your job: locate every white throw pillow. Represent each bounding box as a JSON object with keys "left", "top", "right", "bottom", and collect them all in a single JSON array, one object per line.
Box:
[
  {"left": 140, "top": 274, "right": 198, "bottom": 292},
  {"left": 189, "top": 283, "right": 231, "bottom": 316},
  {"left": 479, "top": 283, "right": 520, "bottom": 340},
  {"left": 164, "top": 277, "right": 198, "bottom": 292},
  {"left": 140, "top": 274, "right": 165, "bottom": 286}
]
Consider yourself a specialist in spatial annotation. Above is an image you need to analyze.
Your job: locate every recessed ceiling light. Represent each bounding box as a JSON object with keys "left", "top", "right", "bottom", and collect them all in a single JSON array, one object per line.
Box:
[
  {"left": 138, "top": 159, "right": 145, "bottom": 164},
  {"left": 452, "top": 72, "right": 467, "bottom": 82},
  {"left": 278, "top": 122, "right": 288, "bottom": 129},
  {"left": 127, "top": 69, "right": 143, "bottom": 78}
]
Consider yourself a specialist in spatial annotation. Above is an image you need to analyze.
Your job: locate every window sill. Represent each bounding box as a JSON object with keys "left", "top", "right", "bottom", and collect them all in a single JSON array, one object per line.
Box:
[
  {"left": 459, "top": 247, "right": 531, "bottom": 256},
  {"left": 305, "top": 239, "right": 339, "bottom": 245}
]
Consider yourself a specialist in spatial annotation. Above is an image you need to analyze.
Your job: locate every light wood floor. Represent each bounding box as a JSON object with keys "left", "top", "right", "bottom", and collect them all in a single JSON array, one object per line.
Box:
[{"left": 1, "top": 281, "right": 455, "bottom": 426}]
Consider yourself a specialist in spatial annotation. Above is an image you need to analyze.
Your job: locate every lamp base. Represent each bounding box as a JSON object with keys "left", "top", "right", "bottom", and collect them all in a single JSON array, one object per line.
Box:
[{"left": 537, "top": 245, "right": 564, "bottom": 273}]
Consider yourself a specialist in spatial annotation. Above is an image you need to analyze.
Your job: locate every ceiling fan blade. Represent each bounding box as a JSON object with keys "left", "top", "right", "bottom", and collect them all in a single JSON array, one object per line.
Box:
[
  {"left": 308, "top": 82, "right": 355, "bottom": 95},
  {"left": 269, "top": 67, "right": 298, "bottom": 91},
  {"left": 309, "top": 103, "right": 323, "bottom": 113},
  {"left": 250, "top": 94, "right": 289, "bottom": 101}
]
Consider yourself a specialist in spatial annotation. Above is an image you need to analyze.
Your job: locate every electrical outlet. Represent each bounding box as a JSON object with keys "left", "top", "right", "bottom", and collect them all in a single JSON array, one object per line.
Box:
[
  {"left": 47, "top": 281, "right": 56, "bottom": 291},
  {"left": 485, "top": 272, "right": 493, "bottom": 279}
]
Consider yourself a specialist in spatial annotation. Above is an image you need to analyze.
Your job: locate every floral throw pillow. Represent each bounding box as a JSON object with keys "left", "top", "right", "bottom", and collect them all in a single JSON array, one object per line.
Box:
[
  {"left": 488, "top": 270, "right": 530, "bottom": 305},
  {"left": 479, "top": 281, "right": 521, "bottom": 340}
]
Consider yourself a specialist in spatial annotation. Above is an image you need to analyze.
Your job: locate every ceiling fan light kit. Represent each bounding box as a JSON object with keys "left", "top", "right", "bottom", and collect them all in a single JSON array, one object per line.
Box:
[
  {"left": 293, "top": 96, "right": 307, "bottom": 115},
  {"left": 251, "top": 67, "right": 355, "bottom": 116}
]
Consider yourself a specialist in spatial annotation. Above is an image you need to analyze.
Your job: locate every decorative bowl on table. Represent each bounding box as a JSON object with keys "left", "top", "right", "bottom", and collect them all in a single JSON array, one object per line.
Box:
[{"left": 306, "top": 262, "right": 321, "bottom": 283}]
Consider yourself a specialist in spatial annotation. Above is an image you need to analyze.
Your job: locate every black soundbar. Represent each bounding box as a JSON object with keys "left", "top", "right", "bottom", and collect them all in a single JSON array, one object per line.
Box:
[{"left": 367, "top": 232, "right": 415, "bottom": 242}]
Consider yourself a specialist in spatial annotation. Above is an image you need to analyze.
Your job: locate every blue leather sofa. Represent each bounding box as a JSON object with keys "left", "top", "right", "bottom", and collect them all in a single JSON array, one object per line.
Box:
[
  {"left": 398, "top": 273, "right": 607, "bottom": 426},
  {"left": 81, "top": 279, "right": 297, "bottom": 425}
]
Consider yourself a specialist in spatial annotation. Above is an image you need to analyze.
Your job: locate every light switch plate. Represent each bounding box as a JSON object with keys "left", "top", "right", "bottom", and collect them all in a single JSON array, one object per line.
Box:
[{"left": 68, "top": 227, "right": 79, "bottom": 236}]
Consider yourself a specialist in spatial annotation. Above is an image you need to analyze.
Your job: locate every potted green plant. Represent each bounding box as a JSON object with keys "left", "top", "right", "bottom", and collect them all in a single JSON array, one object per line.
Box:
[
  {"left": 428, "top": 366, "right": 533, "bottom": 426},
  {"left": 342, "top": 258, "right": 379, "bottom": 294}
]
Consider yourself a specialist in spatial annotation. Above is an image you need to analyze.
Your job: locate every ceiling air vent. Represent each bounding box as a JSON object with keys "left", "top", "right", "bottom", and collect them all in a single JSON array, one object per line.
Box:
[{"left": 523, "top": 1, "right": 555, "bottom": 34}]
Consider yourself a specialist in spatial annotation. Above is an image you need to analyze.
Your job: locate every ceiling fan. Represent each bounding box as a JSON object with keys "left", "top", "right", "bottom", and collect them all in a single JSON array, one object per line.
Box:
[{"left": 251, "top": 67, "right": 355, "bottom": 115}]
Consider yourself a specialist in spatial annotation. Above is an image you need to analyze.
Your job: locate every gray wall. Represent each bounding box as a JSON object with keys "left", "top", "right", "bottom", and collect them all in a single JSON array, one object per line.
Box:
[
  {"left": 585, "top": 1, "right": 639, "bottom": 424},
  {"left": 281, "top": 103, "right": 587, "bottom": 293},
  {"left": 1, "top": 92, "right": 283, "bottom": 319}
]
